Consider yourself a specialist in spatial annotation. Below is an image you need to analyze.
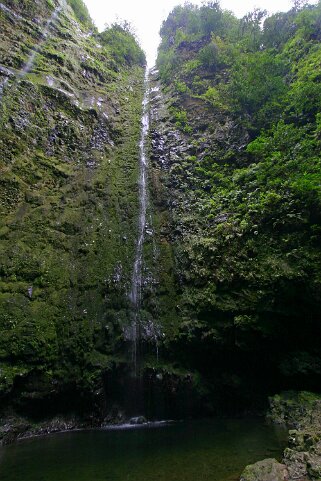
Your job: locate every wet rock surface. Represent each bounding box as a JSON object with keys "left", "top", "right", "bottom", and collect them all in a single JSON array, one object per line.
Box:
[
  {"left": 240, "top": 458, "right": 288, "bottom": 481},
  {"left": 241, "top": 392, "right": 321, "bottom": 481},
  {"left": 0, "top": 415, "right": 82, "bottom": 446},
  {"left": 129, "top": 416, "right": 147, "bottom": 425},
  {"left": 0, "top": 0, "right": 145, "bottom": 415},
  {"left": 0, "top": 409, "right": 131, "bottom": 446}
]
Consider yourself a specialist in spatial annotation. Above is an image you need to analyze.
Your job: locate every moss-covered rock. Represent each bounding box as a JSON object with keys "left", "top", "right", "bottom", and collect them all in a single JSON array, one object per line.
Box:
[
  {"left": 152, "top": 1, "right": 321, "bottom": 412},
  {"left": 0, "top": 0, "right": 145, "bottom": 416},
  {"left": 268, "top": 391, "right": 321, "bottom": 429},
  {"left": 262, "top": 392, "right": 321, "bottom": 481},
  {"left": 240, "top": 458, "right": 288, "bottom": 481}
]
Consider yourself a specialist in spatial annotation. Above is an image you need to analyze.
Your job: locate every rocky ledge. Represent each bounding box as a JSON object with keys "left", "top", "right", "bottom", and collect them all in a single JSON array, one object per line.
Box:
[
  {"left": 240, "top": 391, "right": 321, "bottom": 481},
  {"left": 0, "top": 415, "right": 84, "bottom": 445},
  {"left": 0, "top": 409, "right": 127, "bottom": 446}
]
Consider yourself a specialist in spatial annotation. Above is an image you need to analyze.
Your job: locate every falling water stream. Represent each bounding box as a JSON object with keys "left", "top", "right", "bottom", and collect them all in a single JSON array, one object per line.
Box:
[
  {"left": 0, "top": 10, "right": 291, "bottom": 481},
  {"left": 19, "top": 3, "right": 63, "bottom": 78},
  {"left": 129, "top": 71, "right": 150, "bottom": 374},
  {"left": 0, "top": 0, "right": 63, "bottom": 104}
]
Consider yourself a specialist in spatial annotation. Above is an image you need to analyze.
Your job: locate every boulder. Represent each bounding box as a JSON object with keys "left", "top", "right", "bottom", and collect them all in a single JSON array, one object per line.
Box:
[
  {"left": 240, "top": 458, "right": 288, "bottom": 481},
  {"left": 283, "top": 448, "right": 308, "bottom": 479},
  {"left": 129, "top": 416, "right": 147, "bottom": 425},
  {"left": 306, "top": 453, "right": 321, "bottom": 479}
]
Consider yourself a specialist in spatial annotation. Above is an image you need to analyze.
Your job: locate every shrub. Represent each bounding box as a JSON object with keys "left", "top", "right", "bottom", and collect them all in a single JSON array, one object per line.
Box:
[
  {"left": 67, "top": 0, "right": 95, "bottom": 29},
  {"left": 99, "top": 23, "right": 146, "bottom": 67}
]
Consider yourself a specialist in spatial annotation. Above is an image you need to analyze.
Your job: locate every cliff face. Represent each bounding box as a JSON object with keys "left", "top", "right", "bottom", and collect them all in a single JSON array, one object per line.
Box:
[
  {"left": 0, "top": 0, "right": 145, "bottom": 415},
  {"left": 1, "top": 0, "right": 321, "bottom": 424},
  {"left": 149, "top": 2, "right": 321, "bottom": 412}
]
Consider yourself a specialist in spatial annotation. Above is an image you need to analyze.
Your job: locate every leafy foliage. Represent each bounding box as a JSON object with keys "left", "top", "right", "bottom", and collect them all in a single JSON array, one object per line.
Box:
[
  {"left": 66, "top": 0, "right": 95, "bottom": 29},
  {"left": 155, "top": 0, "right": 321, "bottom": 407},
  {"left": 99, "top": 22, "right": 146, "bottom": 67}
]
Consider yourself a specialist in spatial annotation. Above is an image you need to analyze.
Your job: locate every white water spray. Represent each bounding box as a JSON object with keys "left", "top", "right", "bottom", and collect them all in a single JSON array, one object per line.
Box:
[
  {"left": 19, "top": 5, "right": 62, "bottom": 78},
  {"left": 0, "top": 77, "right": 8, "bottom": 103},
  {"left": 130, "top": 73, "right": 150, "bottom": 309},
  {"left": 0, "top": 2, "right": 66, "bottom": 105},
  {"left": 0, "top": 3, "right": 22, "bottom": 20},
  {"left": 128, "top": 71, "right": 150, "bottom": 369}
]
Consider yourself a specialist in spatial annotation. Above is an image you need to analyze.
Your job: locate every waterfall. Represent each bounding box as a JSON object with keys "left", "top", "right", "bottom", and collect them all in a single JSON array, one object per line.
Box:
[
  {"left": 130, "top": 72, "right": 150, "bottom": 308},
  {"left": 0, "top": 77, "right": 9, "bottom": 104},
  {"left": 0, "top": 2, "right": 63, "bottom": 105},
  {"left": 0, "top": 3, "right": 23, "bottom": 20},
  {"left": 19, "top": 5, "right": 62, "bottom": 78},
  {"left": 128, "top": 71, "right": 150, "bottom": 372}
]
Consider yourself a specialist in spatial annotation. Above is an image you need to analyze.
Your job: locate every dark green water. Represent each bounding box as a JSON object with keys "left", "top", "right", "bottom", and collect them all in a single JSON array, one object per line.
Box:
[{"left": 0, "top": 419, "right": 287, "bottom": 481}]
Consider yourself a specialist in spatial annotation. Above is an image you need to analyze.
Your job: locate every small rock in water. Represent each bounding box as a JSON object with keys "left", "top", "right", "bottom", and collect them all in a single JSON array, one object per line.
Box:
[{"left": 129, "top": 416, "right": 147, "bottom": 425}]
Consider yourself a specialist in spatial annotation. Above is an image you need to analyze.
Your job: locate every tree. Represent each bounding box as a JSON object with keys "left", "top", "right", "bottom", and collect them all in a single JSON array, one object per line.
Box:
[
  {"left": 262, "top": 12, "right": 297, "bottom": 49},
  {"left": 67, "top": 0, "right": 95, "bottom": 29},
  {"left": 240, "top": 8, "right": 267, "bottom": 51},
  {"left": 99, "top": 23, "right": 146, "bottom": 67}
]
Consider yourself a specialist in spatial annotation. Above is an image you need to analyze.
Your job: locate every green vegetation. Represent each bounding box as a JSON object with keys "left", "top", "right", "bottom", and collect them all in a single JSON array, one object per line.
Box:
[
  {"left": 152, "top": 0, "right": 321, "bottom": 411},
  {"left": 66, "top": 0, "right": 95, "bottom": 29},
  {"left": 0, "top": 0, "right": 145, "bottom": 416},
  {"left": 1, "top": 0, "right": 321, "bottom": 424},
  {"left": 99, "top": 23, "right": 146, "bottom": 68}
]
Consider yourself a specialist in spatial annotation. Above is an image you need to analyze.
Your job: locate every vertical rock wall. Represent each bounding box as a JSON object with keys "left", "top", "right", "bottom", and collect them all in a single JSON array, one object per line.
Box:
[{"left": 0, "top": 0, "right": 145, "bottom": 414}]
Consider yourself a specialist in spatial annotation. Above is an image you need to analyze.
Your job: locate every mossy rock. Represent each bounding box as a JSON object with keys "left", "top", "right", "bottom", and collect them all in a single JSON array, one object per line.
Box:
[
  {"left": 268, "top": 392, "right": 321, "bottom": 429},
  {"left": 0, "top": 0, "right": 146, "bottom": 414},
  {"left": 240, "top": 459, "right": 288, "bottom": 481}
]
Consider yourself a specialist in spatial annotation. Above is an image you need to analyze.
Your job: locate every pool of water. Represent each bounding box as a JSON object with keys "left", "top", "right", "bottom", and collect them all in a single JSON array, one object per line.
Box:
[{"left": 0, "top": 418, "right": 287, "bottom": 481}]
